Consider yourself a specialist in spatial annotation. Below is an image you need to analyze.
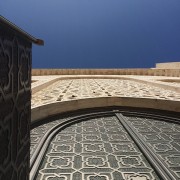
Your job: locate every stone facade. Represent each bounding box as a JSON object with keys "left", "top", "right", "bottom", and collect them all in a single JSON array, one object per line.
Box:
[
  {"left": 30, "top": 71, "right": 180, "bottom": 179},
  {"left": 32, "top": 68, "right": 180, "bottom": 77},
  {"left": 31, "top": 74, "right": 180, "bottom": 122},
  {"left": 1, "top": 15, "right": 180, "bottom": 180}
]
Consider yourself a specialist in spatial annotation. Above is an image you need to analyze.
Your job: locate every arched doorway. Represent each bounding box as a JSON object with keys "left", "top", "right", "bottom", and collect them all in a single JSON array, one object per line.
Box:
[{"left": 30, "top": 108, "right": 180, "bottom": 180}]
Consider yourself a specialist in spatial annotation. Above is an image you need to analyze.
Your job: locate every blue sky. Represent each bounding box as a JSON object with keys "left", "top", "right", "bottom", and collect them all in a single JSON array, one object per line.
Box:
[{"left": 1, "top": 0, "right": 180, "bottom": 68}]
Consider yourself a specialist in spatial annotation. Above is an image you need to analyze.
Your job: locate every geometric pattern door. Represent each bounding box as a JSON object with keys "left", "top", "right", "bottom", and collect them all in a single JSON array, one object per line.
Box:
[{"left": 30, "top": 111, "right": 180, "bottom": 180}]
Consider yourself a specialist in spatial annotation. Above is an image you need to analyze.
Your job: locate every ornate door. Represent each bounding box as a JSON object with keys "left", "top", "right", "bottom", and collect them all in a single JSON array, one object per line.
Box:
[{"left": 30, "top": 110, "right": 180, "bottom": 180}]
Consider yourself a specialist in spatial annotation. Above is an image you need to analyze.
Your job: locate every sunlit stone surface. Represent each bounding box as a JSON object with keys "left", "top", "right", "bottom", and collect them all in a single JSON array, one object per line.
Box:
[{"left": 32, "top": 76, "right": 180, "bottom": 108}]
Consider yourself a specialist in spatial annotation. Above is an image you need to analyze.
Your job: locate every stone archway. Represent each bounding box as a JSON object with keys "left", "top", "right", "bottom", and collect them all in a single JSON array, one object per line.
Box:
[{"left": 31, "top": 96, "right": 180, "bottom": 123}]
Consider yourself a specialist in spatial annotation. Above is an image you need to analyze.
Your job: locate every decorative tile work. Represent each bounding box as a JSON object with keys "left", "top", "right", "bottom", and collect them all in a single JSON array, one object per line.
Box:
[
  {"left": 30, "top": 118, "right": 69, "bottom": 157},
  {"left": 0, "top": 27, "right": 31, "bottom": 179},
  {"left": 35, "top": 116, "right": 160, "bottom": 180},
  {"left": 32, "top": 79, "right": 180, "bottom": 108},
  {"left": 125, "top": 116, "right": 180, "bottom": 179}
]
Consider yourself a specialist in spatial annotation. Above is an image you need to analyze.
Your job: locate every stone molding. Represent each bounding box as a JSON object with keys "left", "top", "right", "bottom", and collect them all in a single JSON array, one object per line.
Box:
[
  {"left": 32, "top": 68, "right": 180, "bottom": 77},
  {"left": 31, "top": 97, "right": 180, "bottom": 122}
]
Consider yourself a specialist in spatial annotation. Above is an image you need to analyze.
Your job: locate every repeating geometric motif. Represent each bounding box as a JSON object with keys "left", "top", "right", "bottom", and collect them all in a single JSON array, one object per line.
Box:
[
  {"left": 32, "top": 78, "right": 180, "bottom": 108},
  {"left": 125, "top": 116, "right": 180, "bottom": 179},
  {"left": 0, "top": 25, "right": 31, "bottom": 180},
  {"left": 31, "top": 118, "right": 70, "bottom": 157},
  {"left": 35, "top": 116, "right": 160, "bottom": 180}
]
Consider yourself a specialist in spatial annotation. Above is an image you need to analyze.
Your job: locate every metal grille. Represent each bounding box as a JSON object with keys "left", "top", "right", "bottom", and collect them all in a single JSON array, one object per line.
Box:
[
  {"left": 124, "top": 115, "right": 180, "bottom": 179},
  {"left": 30, "top": 111, "right": 180, "bottom": 180}
]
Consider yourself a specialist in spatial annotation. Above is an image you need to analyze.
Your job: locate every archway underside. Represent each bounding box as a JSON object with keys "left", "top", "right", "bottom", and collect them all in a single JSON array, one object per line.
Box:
[{"left": 30, "top": 108, "right": 180, "bottom": 180}]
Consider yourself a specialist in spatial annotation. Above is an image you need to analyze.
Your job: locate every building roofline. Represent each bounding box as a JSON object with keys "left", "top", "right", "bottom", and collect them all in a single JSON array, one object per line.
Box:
[{"left": 0, "top": 15, "right": 44, "bottom": 45}]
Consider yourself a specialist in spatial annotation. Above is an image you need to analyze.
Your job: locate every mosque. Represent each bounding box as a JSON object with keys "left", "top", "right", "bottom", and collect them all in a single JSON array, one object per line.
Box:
[{"left": 1, "top": 16, "right": 180, "bottom": 180}]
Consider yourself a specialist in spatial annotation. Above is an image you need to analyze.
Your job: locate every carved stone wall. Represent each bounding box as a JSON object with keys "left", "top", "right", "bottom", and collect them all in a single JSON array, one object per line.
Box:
[{"left": 0, "top": 23, "right": 31, "bottom": 180}]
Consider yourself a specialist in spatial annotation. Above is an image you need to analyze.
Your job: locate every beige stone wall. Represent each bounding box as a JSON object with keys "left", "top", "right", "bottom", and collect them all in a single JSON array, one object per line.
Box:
[
  {"left": 156, "top": 62, "right": 180, "bottom": 69},
  {"left": 31, "top": 75, "right": 180, "bottom": 121},
  {"left": 32, "top": 68, "right": 180, "bottom": 77}
]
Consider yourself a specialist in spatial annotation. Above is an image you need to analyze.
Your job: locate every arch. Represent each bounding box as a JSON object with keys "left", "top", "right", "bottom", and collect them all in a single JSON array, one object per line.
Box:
[
  {"left": 30, "top": 108, "right": 180, "bottom": 180},
  {"left": 31, "top": 96, "right": 180, "bottom": 122}
]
